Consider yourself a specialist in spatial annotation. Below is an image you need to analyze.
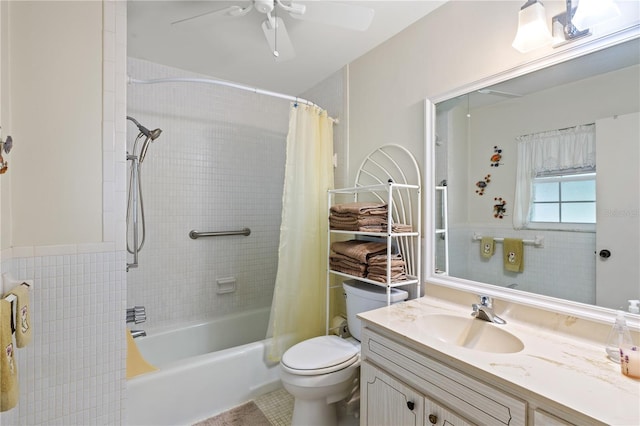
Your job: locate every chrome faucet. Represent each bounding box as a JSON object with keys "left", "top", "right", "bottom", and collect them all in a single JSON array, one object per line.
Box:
[{"left": 471, "top": 296, "right": 506, "bottom": 324}]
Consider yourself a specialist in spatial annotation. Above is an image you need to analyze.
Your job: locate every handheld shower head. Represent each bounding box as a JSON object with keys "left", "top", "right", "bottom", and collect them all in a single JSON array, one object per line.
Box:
[
  {"left": 127, "top": 116, "right": 162, "bottom": 163},
  {"left": 148, "top": 128, "right": 162, "bottom": 141},
  {"left": 139, "top": 129, "right": 162, "bottom": 163}
]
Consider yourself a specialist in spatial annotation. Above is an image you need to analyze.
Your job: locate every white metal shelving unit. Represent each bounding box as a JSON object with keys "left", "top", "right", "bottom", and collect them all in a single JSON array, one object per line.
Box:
[{"left": 326, "top": 145, "right": 422, "bottom": 334}]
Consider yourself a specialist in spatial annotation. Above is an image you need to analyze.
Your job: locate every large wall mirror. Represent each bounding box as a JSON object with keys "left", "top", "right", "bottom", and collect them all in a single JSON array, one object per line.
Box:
[{"left": 425, "top": 32, "right": 639, "bottom": 322}]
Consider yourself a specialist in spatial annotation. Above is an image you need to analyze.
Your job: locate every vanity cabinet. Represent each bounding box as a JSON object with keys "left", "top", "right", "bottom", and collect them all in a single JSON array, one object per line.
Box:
[
  {"left": 362, "top": 360, "right": 474, "bottom": 426},
  {"left": 361, "top": 327, "right": 526, "bottom": 425},
  {"left": 359, "top": 325, "right": 591, "bottom": 426}
]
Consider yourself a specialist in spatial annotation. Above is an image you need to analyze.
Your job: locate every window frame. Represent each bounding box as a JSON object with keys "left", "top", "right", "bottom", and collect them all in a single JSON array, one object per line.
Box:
[{"left": 527, "top": 169, "right": 596, "bottom": 232}]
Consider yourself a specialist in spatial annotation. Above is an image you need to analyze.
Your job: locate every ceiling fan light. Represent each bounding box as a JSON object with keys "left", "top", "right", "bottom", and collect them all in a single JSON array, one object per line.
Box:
[
  {"left": 572, "top": 0, "right": 621, "bottom": 31},
  {"left": 512, "top": 0, "right": 553, "bottom": 53}
]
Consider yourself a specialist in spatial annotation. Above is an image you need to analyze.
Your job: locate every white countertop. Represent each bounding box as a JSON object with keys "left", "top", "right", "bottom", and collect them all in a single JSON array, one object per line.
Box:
[{"left": 358, "top": 296, "right": 640, "bottom": 425}]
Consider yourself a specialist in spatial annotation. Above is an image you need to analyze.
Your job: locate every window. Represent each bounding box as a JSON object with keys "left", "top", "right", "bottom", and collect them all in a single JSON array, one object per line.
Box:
[
  {"left": 530, "top": 171, "right": 596, "bottom": 225},
  {"left": 513, "top": 123, "right": 595, "bottom": 230}
]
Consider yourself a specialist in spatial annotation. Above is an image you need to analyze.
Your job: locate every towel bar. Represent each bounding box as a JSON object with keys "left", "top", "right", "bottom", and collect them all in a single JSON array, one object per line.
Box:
[
  {"left": 472, "top": 233, "right": 544, "bottom": 247},
  {"left": 189, "top": 228, "right": 251, "bottom": 239}
]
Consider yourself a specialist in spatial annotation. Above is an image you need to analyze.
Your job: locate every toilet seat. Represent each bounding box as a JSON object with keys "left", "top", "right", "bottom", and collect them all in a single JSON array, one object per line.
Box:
[{"left": 281, "top": 335, "right": 359, "bottom": 376}]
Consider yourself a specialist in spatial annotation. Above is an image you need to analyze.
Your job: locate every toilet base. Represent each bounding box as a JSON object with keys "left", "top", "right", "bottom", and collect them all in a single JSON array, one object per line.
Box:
[{"left": 291, "top": 398, "right": 338, "bottom": 426}]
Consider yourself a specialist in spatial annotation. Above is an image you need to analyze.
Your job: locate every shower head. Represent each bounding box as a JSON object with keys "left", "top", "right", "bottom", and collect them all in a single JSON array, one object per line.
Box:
[
  {"left": 139, "top": 129, "right": 162, "bottom": 163},
  {"left": 127, "top": 116, "right": 162, "bottom": 163}
]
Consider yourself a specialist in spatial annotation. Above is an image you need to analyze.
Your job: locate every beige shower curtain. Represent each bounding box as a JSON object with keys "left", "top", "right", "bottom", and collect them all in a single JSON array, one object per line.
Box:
[{"left": 267, "top": 103, "right": 334, "bottom": 362}]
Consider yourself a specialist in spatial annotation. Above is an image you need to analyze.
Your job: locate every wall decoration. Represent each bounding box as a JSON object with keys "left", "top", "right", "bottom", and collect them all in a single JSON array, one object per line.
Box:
[
  {"left": 493, "top": 197, "right": 507, "bottom": 219},
  {"left": 475, "top": 174, "right": 491, "bottom": 195},
  {"left": 490, "top": 145, "right": 503, "bottom": 167}
]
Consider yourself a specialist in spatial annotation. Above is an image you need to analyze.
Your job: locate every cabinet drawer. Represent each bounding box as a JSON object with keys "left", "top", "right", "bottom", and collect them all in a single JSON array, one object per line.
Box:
[{"left": 362, "top": 327, "right": 526, "bottom": 426}]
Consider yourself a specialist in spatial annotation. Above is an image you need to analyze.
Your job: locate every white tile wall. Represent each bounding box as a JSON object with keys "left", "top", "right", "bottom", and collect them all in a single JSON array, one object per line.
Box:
[
  {"left": 449, "top": 224, "right": 596, "bottom": 304},
  {"left": 126, "top": 58, "right": 289, "bottom": 331},
  {"left": 0, "top": 251, "right": 127, "bottom": 425}
]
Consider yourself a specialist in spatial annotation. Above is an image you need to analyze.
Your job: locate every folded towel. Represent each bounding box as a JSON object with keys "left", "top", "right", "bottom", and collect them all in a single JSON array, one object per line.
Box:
[
  {"left": 368, "top": 253, "right": 405, "bottom": 267},
  {"left": 503, "top": 238, "right": 524, "bottom": 272},
  {"left": 330, "top": 240, "right": 387, "bottom": 264},
  {"left": 367, "top": 271, "right": 408, "bottom": 283},
  {"left": 126, "top": 330, "right": 157, "bottom": 379},
  {"left": 329, "top": 215, "right": 386, "bottom": 231},
  {"left": 367, "top": 265, "right": 406, "bottom": 276},
  {"left": 8, "top": 285, "right": 31, "bottom": 348},
  {"left": 329, "top": 253, "right": 367, "bottom": 273},
  {"left": 0, "top": 299, "right": 18, "bottom": 412},
  {"left": 480, "top": 237, "right": 495, "bottom": 259},
  {"left": 330, "top": 202, "right": 388, "bottom": 215}
]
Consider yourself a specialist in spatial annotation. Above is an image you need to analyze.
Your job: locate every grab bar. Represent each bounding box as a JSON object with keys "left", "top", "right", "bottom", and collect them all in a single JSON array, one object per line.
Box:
[{"left": 189, "top": 228, "right": 251, "bottom": 239}]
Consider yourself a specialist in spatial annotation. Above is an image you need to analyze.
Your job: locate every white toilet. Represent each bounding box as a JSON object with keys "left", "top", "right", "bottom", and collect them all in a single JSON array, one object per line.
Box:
[{"left": 279, "top": 280, "right": 408, "bottom": 426}]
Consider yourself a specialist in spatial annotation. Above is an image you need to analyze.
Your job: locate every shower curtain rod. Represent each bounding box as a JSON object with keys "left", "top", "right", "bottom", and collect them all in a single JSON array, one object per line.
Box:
[{"left": 128, "top": 76, "right": 338, "bottom": 123}]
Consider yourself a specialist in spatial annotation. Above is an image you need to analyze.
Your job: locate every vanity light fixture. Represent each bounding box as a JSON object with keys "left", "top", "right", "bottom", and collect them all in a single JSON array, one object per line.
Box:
[
  {"left": 512, "top": 0, "right": 621, "bottom": 53},
  {"left": 571, "top": 0, "right": 621, "bottom": 31},
  {"left": 512, "top": 0, "right": 553, "bottom": 53}
]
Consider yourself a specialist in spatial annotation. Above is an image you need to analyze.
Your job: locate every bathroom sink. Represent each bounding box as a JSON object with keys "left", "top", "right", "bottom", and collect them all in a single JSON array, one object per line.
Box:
[{"left": 423, "top": 314, "right": 524, "bottom": 354}]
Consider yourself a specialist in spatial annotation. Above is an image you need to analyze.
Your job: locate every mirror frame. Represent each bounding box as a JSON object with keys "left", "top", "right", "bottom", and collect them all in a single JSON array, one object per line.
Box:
[{"left": 424, "top": 26, "right": 640, "bottom": 329}]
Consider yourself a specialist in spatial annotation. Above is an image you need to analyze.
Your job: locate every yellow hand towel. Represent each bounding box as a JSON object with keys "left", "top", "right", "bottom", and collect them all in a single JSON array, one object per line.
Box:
[
  {"left": 0, "top": 299, "right": 18, "bottom": 412},
  {"left": 480, "top": 237, "right": 495, "bottom": 259},
  {"left": 8, "top": 285, "right": 31, "bottom": 348},
  {"left": 126, "top": 330, "right": 157, "bottom": 379},
  {"left": 503, "top": 238, "right": 524, "bottom": 272}
]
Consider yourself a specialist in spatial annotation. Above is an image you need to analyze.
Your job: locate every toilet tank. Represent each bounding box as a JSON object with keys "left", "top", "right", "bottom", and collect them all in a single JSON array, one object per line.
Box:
[{"left": 342, "top": 280, "right": 408, "bottom": 341}]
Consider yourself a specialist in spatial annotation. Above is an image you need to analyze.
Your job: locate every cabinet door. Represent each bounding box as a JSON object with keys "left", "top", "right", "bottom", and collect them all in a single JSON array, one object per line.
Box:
[
  {"left": 362, "top": 361, "right": 424, "bottom": 426},
  {"left": 424, "top": 398, "right": 474, "bottom": 426}
]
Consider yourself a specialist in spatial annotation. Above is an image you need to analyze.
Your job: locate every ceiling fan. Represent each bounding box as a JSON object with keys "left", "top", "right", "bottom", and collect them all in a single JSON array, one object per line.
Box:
[{"left": 171, "top": 0, "right": 375, "bottom": 62}]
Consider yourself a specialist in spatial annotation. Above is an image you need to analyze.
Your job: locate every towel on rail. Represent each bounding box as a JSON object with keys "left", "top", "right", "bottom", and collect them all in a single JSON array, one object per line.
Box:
[
  {"left": 330, "top": 240, "right": 387, "bottom": 264},
  {"left": 8, "top": 285, "right": 31, "bottom": 348},
  {"left": 480, "top": 237, "right": 495, "bottom": 259},
  {"left": 0, "top": 299, "right": 18, "bottom": 412},
  {"left": 503, "top": 238, "right": 524, "bottom": 272}
]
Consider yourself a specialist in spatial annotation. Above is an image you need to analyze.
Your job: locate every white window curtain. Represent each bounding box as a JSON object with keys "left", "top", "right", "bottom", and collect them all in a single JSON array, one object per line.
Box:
[
  {"left": 513, "top": 124, "right": 595, "bottom": 229},
  {"left": 267, "top": 103, "right": 334, "bottom": 362}
]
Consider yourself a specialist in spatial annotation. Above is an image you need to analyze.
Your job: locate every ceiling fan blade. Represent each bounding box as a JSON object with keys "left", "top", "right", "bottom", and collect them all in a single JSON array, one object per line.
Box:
[
  {"left": 288, "top": 1, "right": 375, "bottom": 31},
  {"left": 261, "top": 16, "right": 296, "bottom": 62},
  {"left": 171, "top": 4, "right": 253, "bottom": 26}
]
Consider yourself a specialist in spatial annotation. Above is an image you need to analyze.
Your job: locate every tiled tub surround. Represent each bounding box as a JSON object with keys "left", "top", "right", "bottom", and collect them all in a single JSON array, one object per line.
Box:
[
  {"left": 358, "top": 288, "right": 640, "bottom": 425},
  {"left": 126, "top": 58, "right": 288, "bottom": 331}
]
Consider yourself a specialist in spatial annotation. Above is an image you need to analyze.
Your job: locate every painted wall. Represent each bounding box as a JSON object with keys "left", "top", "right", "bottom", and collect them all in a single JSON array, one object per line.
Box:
[
  {"left": 348, "top": 0, "right": 640, "bottom": 182},
  {"left": 7, "top": 0, "right": 103, "bottom": 247}
]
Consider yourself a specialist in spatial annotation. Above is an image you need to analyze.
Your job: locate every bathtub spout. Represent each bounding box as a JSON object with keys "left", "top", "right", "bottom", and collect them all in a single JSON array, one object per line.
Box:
[{"left": 130, "top": 329, "right": 147, "bottom": 338}]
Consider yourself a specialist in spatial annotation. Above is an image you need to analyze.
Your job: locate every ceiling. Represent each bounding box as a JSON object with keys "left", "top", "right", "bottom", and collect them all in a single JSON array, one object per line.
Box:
[{"left": 127, "top": 0, "right": 446, "bottom": 95}]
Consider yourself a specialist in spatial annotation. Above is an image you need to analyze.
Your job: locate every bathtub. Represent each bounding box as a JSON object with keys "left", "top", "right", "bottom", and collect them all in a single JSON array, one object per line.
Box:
[{"left": 126, "top": 307, "right": 281, "bottom": 425}]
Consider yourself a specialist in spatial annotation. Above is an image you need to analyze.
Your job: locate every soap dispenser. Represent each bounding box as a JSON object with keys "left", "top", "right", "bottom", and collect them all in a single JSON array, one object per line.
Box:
[{"left": 605, "top": 310, "right": 634, "bottom": 363}]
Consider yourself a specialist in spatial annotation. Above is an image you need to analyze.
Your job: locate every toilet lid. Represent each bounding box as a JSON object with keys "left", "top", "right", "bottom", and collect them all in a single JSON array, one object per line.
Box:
[{"left": 281, "top": 335, "right": 359, "bottom": 375}]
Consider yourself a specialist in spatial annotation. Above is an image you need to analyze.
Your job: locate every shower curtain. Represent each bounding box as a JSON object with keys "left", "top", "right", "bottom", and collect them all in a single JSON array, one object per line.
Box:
[{"left": 267, "top": 103, "right": 334, "bottom": 362}]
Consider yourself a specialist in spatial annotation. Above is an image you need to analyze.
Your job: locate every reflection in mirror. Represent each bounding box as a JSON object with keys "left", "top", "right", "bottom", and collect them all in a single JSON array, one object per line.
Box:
[{"left": 433, "top": 37, "right": 639, "bottom": 311}]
